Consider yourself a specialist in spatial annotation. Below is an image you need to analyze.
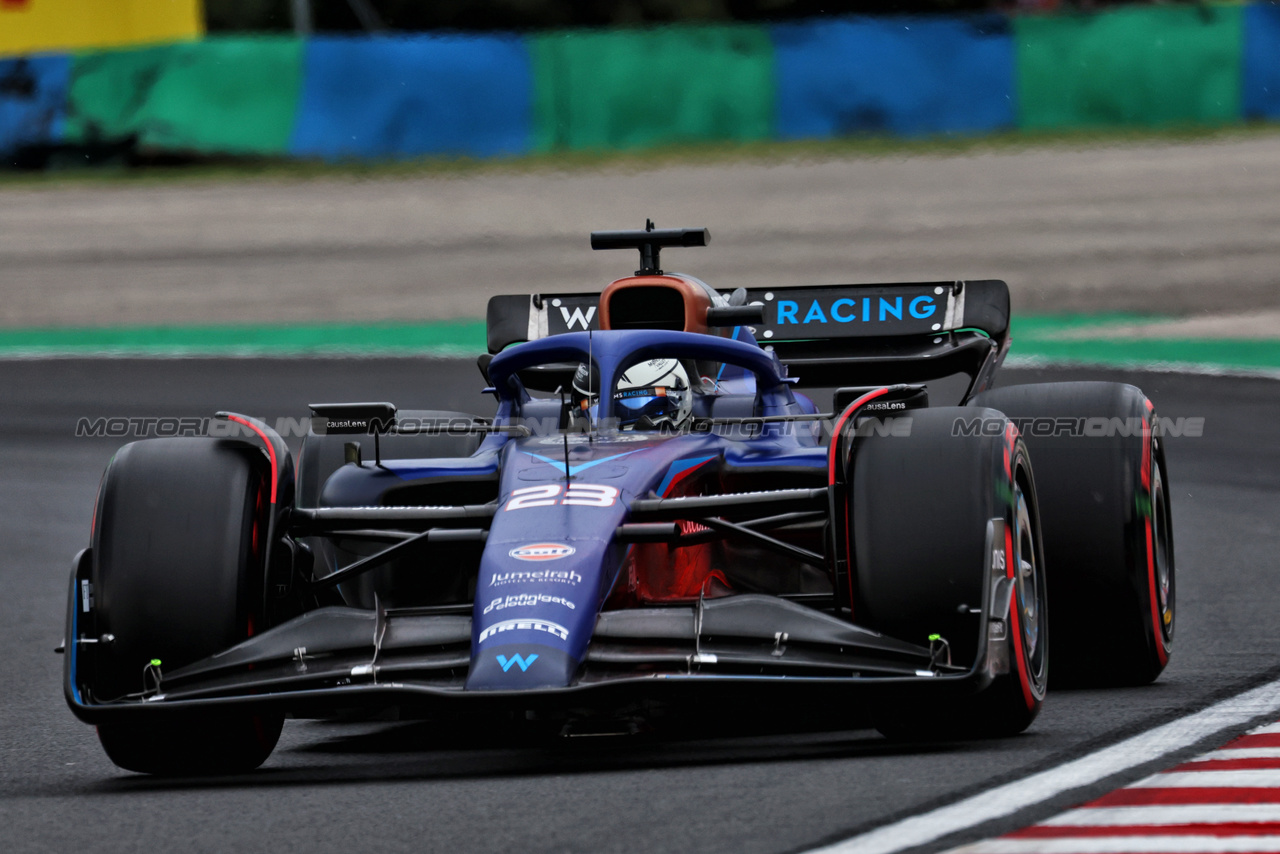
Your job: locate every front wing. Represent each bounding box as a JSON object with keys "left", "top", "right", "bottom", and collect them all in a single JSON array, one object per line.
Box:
[{"left": 64, "top": 564, "right": 1005, "bottom": 723}]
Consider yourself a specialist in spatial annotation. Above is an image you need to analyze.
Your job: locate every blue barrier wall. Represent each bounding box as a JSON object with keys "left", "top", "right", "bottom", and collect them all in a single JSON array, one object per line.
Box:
[
  {"left": 0, "top": 54, "right": 70, "bottom": 157},
  {"left": 771, "top": 15, "right": 1014, "bottom": 139},
  {"left": 1244, "top": 4, "right": 1280, "bottom": 120},
  {"left": 289, "top": 34, "right": 533, "bottom": 160}
]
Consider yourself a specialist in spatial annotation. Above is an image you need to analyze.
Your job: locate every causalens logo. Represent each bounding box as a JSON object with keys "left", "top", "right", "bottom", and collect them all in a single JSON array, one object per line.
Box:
[
  {"left": 776, "top": 294, "right": 938, "bottom": 326},
  {"left": 496, "top": 653, "right": 538, "bottom": 672}
]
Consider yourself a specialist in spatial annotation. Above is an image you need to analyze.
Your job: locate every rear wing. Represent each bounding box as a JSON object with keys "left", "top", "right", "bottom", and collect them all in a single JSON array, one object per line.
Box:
[{"left": 486, "top": 279, "right": 1010, "bottom": 395}]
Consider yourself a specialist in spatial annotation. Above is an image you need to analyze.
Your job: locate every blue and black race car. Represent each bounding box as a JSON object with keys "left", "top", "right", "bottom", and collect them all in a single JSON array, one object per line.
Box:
[{"left": 62, "top": 225, "right": 1176, "bottom": 774}]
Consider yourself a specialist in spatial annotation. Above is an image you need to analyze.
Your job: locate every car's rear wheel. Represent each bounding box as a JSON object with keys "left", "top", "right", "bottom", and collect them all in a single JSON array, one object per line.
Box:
[
  {"left": 845, "top": 407, "right": 1048, "bottom": 739},
  {"left": 90, "top": 438, "right": 283, "bottom": 774},
  {"left": 969, "top": 382, "right": 1174, "bottom": 686}
]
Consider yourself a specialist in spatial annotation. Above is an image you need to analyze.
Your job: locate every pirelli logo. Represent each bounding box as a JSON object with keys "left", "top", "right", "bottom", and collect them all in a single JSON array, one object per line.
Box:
[{"left": 478, "top": 619, "right": 570, "bottom": 644}]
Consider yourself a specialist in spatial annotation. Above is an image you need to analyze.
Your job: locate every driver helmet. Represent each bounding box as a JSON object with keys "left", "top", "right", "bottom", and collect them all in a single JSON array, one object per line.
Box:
[{"left": 613, "top": 359, "right": 692, "bottom": 431}]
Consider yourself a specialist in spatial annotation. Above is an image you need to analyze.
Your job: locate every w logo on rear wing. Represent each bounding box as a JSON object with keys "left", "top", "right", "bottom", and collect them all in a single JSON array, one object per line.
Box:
[
  {"left": 560, "top": 305, "right": 596, "bottom": 331},
  {"left": 485, "top": 293, "right": 601, "bottom": 353}
]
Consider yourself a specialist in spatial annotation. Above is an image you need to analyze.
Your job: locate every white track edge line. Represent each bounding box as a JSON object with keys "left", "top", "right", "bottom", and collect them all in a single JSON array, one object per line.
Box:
[
  {"left": 802, "top": 676, "right": 1280, "bottom": 854},
  {"left": 1043, "top": 802, "right": 1280, "bottom": 825},
  {"left": 1189, "top": 747, "right": 1280, "bottom": 759},
  {"left": 1131, "top": 768, "right": 1280, "bottom": 787}
]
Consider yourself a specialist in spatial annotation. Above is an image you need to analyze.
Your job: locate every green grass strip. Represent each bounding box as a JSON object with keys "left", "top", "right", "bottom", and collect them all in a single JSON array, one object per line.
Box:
[
  {"left": 1011, "top": 312, "right": 1166, "bottom": 337},
  {"left": 1009, "top": 337, "right": 1280, "bottom": 374},
  {"left": 1009, "top": 314, "right": 1280, "bottom": 373},
  {"left": 0, "top": 320, "right": 487, "bottom": 357}
]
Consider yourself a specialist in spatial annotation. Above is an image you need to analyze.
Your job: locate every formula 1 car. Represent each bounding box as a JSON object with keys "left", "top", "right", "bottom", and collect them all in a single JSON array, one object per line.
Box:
[{"left": 62, "top": 225, "right": 1175, "bottom": 774}]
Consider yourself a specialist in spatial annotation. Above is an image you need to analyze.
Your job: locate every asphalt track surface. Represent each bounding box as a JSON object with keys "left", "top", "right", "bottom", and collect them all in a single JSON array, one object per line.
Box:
[
  {"left": 2, "top": 357, "right": 1278, "bottom": 854},
  {"left": 4, "top": 134, "right": 1280, "bottom": 328}
]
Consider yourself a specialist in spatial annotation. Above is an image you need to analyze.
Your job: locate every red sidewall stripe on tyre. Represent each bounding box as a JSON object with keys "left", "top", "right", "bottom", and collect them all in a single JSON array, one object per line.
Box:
[
  {"left": 826, "top": 387, "right": 890, "bottom": 480},
  {"left": 1002, "top": 424, "right": 1037, "bottom": 711},
  {"left": 1141, "top": 403, "right": 1169, "bottom": 667},
  {"left": 1005, "top": 521, "right": 1036, "bottom": 711},
  {"left": 225, "top": 414, "right": 279, "bottom": 504},
  {"left": 827, "top": 387, "right": 889, "bottom": 615}
]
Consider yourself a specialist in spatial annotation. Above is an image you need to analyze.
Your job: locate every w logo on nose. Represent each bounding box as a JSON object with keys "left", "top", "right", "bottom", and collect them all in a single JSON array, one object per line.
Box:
[{"left": 497, "top": 653, "right": 538, "bottom": 672}]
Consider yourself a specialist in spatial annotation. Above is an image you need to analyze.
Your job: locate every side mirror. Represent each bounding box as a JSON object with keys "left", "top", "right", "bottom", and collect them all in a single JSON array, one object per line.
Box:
[{"left": 706, "top": 304, "right": 764, "bottom": 326}]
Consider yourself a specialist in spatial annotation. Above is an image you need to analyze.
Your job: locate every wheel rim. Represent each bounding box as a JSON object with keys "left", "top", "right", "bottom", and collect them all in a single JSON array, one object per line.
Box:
[
  {"left": 1152, "top": 440, "right": 1174, "bottom": 647},
  {"left": 1012, "top": 479, "right": 1047, "bottom": 686}
]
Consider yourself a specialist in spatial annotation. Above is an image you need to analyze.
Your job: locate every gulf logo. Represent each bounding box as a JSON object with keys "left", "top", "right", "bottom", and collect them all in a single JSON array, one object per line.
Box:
[{"left": 508, "top": 543, "right": 576, "bottom": 562}]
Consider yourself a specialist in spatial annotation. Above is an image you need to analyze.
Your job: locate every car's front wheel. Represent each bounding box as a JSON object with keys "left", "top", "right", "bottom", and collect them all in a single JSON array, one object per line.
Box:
[
  {"left": 90, "top": 437, "right": 284, "bottom": 774},
  {"left": 842, "top": 407, "right": 1048, "bottom": 739}
]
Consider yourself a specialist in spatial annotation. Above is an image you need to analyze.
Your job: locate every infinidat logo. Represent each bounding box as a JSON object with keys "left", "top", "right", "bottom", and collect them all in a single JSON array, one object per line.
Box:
[{"left": 483, "top": 594, "right": 576, "bottom": 614}]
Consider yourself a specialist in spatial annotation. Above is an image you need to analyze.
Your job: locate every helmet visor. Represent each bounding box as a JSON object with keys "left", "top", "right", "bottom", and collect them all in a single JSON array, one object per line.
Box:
[{"left": 614, "top": 387, "right": 680, "bottom": 426}]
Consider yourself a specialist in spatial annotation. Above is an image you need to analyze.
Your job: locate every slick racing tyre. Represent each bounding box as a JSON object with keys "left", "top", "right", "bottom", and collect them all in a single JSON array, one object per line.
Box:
[
  {"left": 969, "top": 383, "right": 1174, "bottom": 687},
  {"left": 850, "top": 407, "right": 1048, "bottom": 739},
  {"left": 90, "top": 438, "right": 284, "bottom": 774},
  {"left": 295, "top": 409, "right": 488, "bottom": 508}
]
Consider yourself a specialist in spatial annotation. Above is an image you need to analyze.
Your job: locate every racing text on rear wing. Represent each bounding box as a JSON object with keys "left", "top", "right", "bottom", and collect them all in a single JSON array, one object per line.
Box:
[{"left": 743, "top": 283, "right": 963, "bottom": 341}]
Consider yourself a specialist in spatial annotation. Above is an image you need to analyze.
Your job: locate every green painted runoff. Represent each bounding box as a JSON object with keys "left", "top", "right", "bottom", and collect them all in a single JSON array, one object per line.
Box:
[{"left": 1, "top": 316, "right": 1278, "bottom": 374}]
